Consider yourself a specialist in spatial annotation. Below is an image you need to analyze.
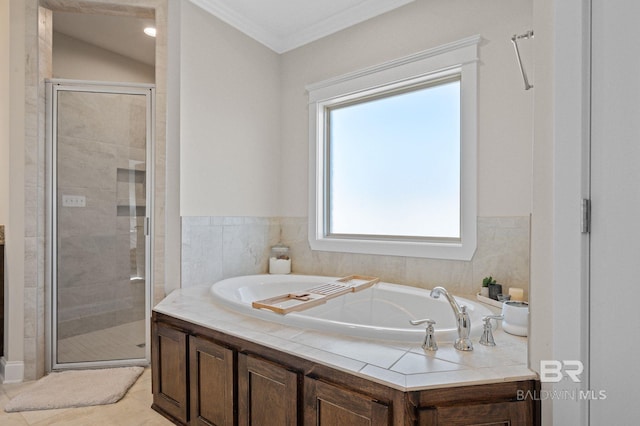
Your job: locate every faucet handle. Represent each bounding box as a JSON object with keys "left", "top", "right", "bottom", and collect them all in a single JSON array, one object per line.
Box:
[
  {"left": 410, "top": 319, "right": 438, "bottom": 351},
  {"left": 479, "top": 315, "right": 504, "bottom": 346}
]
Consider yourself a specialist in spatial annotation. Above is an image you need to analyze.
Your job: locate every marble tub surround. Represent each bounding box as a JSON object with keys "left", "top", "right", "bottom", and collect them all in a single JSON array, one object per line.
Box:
[
  {"left": 181, "top": 216, "right": 530, "bottom": 300},
  {"left": 181, "top": 216, "right": 280, "bottom": 287},
  {"left": 155, "top": 285, "right": 534, "bottom": 391}
]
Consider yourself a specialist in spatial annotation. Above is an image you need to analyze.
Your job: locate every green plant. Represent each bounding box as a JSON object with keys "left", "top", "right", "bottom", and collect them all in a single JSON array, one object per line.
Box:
[{"left": 482, "top": 276, "right": 497, "bottom": 287}]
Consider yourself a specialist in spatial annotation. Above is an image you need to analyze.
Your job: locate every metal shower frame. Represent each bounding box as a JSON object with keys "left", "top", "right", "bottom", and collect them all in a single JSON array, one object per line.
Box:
[{"left": 45, "top": 79, "right": 155, "bottom": 371}]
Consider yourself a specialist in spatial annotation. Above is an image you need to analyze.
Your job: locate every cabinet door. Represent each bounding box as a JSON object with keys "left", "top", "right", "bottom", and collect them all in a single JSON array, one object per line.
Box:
[
  {"left": 189, "top": 336, "right": 235, "bottom": 426},
  {"left": 238, "top": 354, "right": 298, "bottom": 426},
  {"left": 304, "top": 377, "right": 390, "bottom": 426},
  {"left": 419, "top": 400, "right": 534, "bottom": 426},
  {"left": 151, "top": 323, "right": 188, "bottom": 424}
]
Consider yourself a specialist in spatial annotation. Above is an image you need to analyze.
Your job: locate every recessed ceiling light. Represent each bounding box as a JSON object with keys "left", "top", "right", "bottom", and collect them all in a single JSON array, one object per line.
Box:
[{"left": 144, "top": 27, "right": 156, "bottom": 37}]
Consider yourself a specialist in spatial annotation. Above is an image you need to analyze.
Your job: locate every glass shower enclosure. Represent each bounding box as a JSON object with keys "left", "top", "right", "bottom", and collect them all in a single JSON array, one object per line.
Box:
[{"left": 47, "top": 80, "right": 154, "bottom": 370}]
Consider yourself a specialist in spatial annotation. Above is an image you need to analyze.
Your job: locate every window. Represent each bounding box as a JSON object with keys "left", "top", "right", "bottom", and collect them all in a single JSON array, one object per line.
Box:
[
  {"left": 307, "top": 36, "right": 479, "bottom": 260},
  {"left": 327, "top": 77, "right": 461, "bottom": 239}
]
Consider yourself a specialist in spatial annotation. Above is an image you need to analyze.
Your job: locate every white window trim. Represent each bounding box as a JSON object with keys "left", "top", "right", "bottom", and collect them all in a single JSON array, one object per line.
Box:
[{"left": 307, "top": 35, "right": 480, "bottom": 260}]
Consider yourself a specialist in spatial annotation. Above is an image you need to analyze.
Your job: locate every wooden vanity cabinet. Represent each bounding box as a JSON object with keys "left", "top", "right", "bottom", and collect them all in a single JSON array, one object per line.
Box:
[{"left": 151, "top": 312, "right": 539, "bottom": 426}]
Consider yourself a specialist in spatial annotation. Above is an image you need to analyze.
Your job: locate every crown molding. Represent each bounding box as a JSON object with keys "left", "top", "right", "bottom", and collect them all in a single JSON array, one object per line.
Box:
[
  {"left": 278, "top": 0, "right": 414, "bottom": 53},
  {"left": 190, "top": 0, "right": 415, "bottom": 54},
  {"left": 190, "top": 0, "right": 282, "bottom": 51}
]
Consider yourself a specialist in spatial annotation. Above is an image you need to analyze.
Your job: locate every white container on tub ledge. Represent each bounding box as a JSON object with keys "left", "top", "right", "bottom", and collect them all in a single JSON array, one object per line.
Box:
[
  {"left": 501, "top": 301, "right": 529, "bottom": 336},
  {"left": 269, "top": 244, "right": 291, "bottom": 274}
]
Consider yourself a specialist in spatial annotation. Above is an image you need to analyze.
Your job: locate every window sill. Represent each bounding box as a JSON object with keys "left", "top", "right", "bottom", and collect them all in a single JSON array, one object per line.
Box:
[{"left": 308, "top": 232, "right": 477, "bottom": 261}]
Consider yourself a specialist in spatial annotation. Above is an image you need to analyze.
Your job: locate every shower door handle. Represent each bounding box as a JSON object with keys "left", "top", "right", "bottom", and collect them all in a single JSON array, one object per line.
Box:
[{"left": 144, "top": 217, "right": 150, "bottom": 236}]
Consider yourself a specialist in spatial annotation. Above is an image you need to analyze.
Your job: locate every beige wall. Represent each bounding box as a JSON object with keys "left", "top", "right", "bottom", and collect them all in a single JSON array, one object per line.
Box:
[
  {"left": 530, "top": 0, "right": 554, "bottom": 424},
  {"left": 178, "top": 0, "right": 534, "bottom": 294},
  {"left": 179, "top": 1, "right": 281, "bottom": 217},
  {"left": 0, "top": 0, "right": 9, "bottom": 226},
  {"left": 53, "top": 31, "right": 154, "bottom": 83},
  {"left": 2, "top": 0, "right": 27, "bottom": 382},
  {"left": 179, "top": 0, "right": 534, "bottom": 219},
  {"left": 280, "top": 0, "right": 533, "bottom": 217}
]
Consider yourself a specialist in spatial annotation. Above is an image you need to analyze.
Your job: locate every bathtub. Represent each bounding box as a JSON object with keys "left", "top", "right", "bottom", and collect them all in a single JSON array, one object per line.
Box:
[{"left": 210, "top": 274, "right": 494, "bottom": 344}]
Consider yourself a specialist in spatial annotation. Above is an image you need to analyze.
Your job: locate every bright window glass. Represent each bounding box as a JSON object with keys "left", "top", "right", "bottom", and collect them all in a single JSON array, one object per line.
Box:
[{"left": 327, "top": 78, "right": 461, "bottom": 240}]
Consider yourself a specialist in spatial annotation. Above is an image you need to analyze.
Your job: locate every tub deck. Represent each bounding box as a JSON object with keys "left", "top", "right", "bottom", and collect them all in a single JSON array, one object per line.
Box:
[{"left": 156, "top": 283, "right": 532, "bottom": 392}]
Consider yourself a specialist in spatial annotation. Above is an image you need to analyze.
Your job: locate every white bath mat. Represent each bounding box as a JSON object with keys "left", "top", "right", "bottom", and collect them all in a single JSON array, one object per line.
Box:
[{"left": 4, "top": 366, "right": 144, "bottom": 412}]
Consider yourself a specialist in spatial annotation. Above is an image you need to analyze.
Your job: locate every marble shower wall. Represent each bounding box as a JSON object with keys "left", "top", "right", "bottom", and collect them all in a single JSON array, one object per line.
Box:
[
  {"left": 56, "top": 90, "right": 147, "bottom": 339},
  {"left": 181, "top": 216, "right": 530, "bottom": 299}
]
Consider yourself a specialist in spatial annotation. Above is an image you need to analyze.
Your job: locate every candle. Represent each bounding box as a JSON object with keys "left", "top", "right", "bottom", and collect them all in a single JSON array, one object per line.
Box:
[{"left": 508, "top": 287, "right": 524, "bottom": 301}]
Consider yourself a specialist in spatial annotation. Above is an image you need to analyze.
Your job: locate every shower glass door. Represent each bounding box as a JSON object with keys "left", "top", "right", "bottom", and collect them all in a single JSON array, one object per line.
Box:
[{"left": 49, "top": 81, "right": 153, "bottom": 369}]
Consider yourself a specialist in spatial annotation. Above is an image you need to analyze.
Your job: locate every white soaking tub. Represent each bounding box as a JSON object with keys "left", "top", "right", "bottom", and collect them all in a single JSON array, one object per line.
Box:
[{"left": 210, "top": 274, "right": 493, "bottom": 343}]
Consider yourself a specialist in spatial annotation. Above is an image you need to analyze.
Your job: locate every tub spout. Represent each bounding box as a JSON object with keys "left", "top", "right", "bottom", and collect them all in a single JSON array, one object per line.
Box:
[{"left": 430, "top": 286, "right": 473, "bottom": 351}]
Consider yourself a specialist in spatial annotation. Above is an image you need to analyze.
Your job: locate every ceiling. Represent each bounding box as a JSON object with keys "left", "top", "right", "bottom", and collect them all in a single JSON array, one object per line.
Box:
[
  {"left": 53, "top": 11, "right": 156, "bottom": 66},
  {"left": 52, "top": 0, "right": 414, "bottom": 65}
]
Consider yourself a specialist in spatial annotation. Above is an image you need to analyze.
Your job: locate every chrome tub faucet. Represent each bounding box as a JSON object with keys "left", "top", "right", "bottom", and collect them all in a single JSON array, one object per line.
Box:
[{"left": 430, "top": 286, "right": 473, "bottom": 351}]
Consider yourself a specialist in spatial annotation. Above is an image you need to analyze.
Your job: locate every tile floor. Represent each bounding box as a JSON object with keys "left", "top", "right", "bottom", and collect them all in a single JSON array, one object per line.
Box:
[
  {"left": 57, "top": 320, "right": 146, "bottom": 364},
  {"left": 0, "top": 368, "right": 173, "bottom": 425}
]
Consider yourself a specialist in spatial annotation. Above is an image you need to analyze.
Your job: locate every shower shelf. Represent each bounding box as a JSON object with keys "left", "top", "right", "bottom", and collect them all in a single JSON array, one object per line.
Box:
[
  {"left": 116, "top": 168, "right": 146, "bottom": 182},
  {"left": 116, "top": 167, "right": 146, "bottom": 217},
  {"left": 117, "top": 205, "right": 146, "bottom": 217}
]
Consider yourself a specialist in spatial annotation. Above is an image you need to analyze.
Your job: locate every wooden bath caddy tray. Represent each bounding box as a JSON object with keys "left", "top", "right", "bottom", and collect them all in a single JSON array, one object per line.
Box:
[{"left": 252, "top": 275, "right": 380, "bottom": 315}]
